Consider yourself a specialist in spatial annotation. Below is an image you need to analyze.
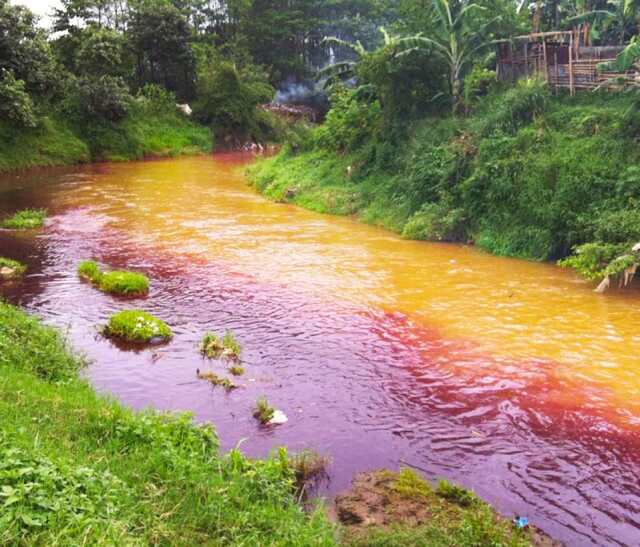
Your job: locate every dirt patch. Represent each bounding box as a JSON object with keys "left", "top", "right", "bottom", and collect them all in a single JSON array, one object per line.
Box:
[{"left": 332, "top": 470, "right": 562, "bottom": 546}]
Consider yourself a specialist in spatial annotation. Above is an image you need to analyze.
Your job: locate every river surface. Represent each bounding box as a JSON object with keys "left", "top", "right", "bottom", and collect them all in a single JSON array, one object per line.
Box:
[{"left": 2, "top": 154, "right": 640, "bottom": 545}]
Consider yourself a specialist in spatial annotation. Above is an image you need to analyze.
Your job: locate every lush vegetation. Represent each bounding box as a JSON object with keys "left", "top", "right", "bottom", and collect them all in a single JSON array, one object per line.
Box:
[
  {"left": 1, "top": 209, "right": 46, "bottom": 229},
  {"left": 104, "top": 310, "right": 172, "bottom": 343},
  {"left": 78, "top": 260, "right": 150, "bottom": 296},
  {"left": 251, "top": 78, "right": 640, "bottom": 286},
  {"left": 0, "top": 302, "right": 335, "bottom": 544}
]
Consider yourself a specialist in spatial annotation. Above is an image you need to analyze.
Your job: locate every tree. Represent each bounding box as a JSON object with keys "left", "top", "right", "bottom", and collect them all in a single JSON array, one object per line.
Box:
[
  {"left": 410, "top": 0, "right": 501, "bottom": 112},
  {"left": 320, "top": 27, "right": 447, "bottom": 121}
]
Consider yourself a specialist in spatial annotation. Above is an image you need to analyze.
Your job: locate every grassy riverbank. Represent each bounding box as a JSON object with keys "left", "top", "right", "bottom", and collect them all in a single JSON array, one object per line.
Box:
[
  {"left": 0, "top": 302, "right": 332, "bottom": 544},
  {"left": 0, "top": 301, "right": 546, "bottom": 545},
  {"left": 0, "top": 106, "right": 212, "bottom": 172},
  {"left": 249, "top": 84, "right": 640, "bottom": 269}
]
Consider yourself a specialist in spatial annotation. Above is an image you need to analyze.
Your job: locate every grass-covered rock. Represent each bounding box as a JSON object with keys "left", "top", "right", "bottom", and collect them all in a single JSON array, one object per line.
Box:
[
  {"left": 0, "top": 257, "right": 27, "bottom": 279},
  {"left": 1, "top": 208, "right": 46, "bottom": 229},
  {"left": 78, "top": 260, "right": 150, "bottom": 296},
  {"left": 103, "top": 310, "right": 172, "bottom": 343}
]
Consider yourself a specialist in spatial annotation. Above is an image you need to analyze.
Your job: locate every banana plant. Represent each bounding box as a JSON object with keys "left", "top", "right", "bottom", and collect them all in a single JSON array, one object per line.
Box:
[
  {"left": 318, "top": 27, "right": 431, "bottom": 87},
  {"left": 399, "top": 0, "right": 502, "bottom": 113}
]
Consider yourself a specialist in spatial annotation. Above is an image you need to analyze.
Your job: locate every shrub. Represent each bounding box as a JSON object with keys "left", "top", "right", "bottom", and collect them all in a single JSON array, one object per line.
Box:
[
  {"left": 194, "top": 59, "right": 274, "bottom": 143},
  {"left": 67, "top": 75, "right": 132, "bottom": 123},
  {"left": 0, "top": 70, "right": 38, "bottom": 128},
  {"left": 402, "top": 202, "right": 465, "bottom": 242},
  {"left": 559, "top": 242, "right": 630, "bottom": 280},
  {"left": 104, "top": 310, "right": 172, "bottom": 343},
  {"left": 253, "top": 397, "right": 275, "bottom": 424},
  {"left": 436, "top": 479, "right": 479, "bottom": 507},
  {"left": 1, "top": 208, "right": 46, "bottom": 229},
  {"left": 478, "top": 78, "right": 549, "bottom": 135},
  {"left": 314, "top": 87, "right": 383, "bottom": 152},
  {"left": 0, "top": 257, "right": 27, "bottom": 278},
  {"left": 463, "top": 66, "right": 497, "bottom": 108}
]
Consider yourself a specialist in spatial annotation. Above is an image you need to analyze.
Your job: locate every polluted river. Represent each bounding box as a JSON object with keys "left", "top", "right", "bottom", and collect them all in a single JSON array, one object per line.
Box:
[{"left": 1, "top": 154, "right": 640, "bottom": 546}]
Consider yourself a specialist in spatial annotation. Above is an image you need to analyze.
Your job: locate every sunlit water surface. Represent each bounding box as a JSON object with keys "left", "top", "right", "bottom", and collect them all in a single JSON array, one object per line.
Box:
[{"left": 2, "top": 155, "right": 640, "bottom": 546}]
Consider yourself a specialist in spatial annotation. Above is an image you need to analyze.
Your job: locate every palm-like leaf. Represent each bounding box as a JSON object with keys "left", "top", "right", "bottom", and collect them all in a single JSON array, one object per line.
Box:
[{"left": 598, "top": 36, "right": 640, "bottom": 71}]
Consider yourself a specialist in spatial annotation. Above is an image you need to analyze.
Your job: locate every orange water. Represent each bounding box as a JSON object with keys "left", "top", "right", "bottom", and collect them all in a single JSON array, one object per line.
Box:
[{"left": 2, "top": 155, "right": 640, "bottom": 545}]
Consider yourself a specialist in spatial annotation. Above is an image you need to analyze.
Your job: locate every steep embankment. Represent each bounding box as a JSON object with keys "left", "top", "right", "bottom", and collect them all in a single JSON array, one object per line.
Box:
[
  {"left": 0, "top": 107, "right": 212, "bottom": 172},
  {"left": 249, "top": 84, "right": 640, "bottom": 267}
]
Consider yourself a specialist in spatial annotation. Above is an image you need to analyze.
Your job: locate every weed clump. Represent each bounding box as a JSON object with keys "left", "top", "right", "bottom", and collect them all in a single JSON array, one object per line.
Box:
[
  {"left": 0, "top": 257, "right": 27, "bottom": 279},
  {"left": 77, "top": 260, "right": 101, "bottom": 282},
  {"left": 200, "top": 330, "right": 242, "bottom": 360},
  {"left": 103, "top": 310, "right": 172, "bottom": 343},
  {"left": 436, "top": 478, "right": 479, "bottom": 507},
  {"left": 1, "top": 208, "right": 46, "bottom": 229},
  {"left": 253, "top": 397, "right": 275, "bottom": 424},
  {"left": 229, "top": 364, "right": 245, "bottom": 376},
  {"left": 290, "top": 450, "right": 331, "bottom": 493},
  {"left": 77, "top": 260, "right": 149, "bottom": 296},
  {"left": 196, "top": 369, "right": 238, "bottom": 390},
  {"left": 393, "top": 468, "right": 432, "bottom": 500}
]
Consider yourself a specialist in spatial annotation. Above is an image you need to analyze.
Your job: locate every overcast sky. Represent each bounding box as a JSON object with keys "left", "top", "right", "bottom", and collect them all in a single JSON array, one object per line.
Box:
[{"left": 11, "top": 0, "right": 61, "bottom": 27}]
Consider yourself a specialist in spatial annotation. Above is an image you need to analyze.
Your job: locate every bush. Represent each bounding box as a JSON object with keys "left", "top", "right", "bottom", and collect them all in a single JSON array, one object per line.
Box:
[
  {"left": 194, "top": 60, "right": 274, "bottom": 144},
  {"left": 463, "top": 66, "right": 497, "bottom": 108},
  {"left": 104, "top": 310, "right": 172, "bottom": 343},
  {"left": 402, "top": 202, "right": 465, "bottom": 241},
  {"left": 559, "top": 242, "right": 629, "bottom": 280},
  {"left": 314, "top": 87, "right": 383, "bottom": 152},
  {"left": 0, "top": 70, "right": 38, "bottom": 128},
  {"left": 478, "top": 78, "right": 549, "bottom": 135},
  {"left": 67, "top": 75, "right": 132, "bottom": 123}
]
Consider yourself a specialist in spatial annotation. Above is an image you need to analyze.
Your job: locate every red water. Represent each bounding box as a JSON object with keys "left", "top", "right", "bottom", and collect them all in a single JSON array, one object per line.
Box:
[{"left": 2, "top": 155, "right": 640, "bottom": 545}]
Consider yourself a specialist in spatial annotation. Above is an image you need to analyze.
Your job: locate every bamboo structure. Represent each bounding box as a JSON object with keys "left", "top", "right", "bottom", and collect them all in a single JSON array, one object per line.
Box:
[{"left": 496, "top": 31, "right": 632, "bottom": 93}]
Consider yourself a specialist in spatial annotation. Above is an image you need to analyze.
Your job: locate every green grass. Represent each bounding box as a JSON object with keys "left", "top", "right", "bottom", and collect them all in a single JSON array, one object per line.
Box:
[
  {"left": 104, "top": 310, "right": 172, "bottom": 343},
  {"left": 0, "top": 302, "right": 546, "bottom": 544},
  {"left": 77, "top": 260, "right": 101, "bottom": 281},
  {"left": 78, "top": 261, "right": 150, "bottom": 296},
  {"left": 1, "top": 209, "right": 46, "bottom": 230},
  {"left": 0, "top": 302, "right": 335, "bottom": 545},
  {"left": 0, "top": 257, "right": 27, "bottom": 278},
  {"left": 0, "top": 117, "right": 90, "bottom": 171},
  {"left": 0, "top": 107, "right": 212, "bottom": 173},
  {"left": 99, "top": 271, "right": 149, "bottom": 296}
]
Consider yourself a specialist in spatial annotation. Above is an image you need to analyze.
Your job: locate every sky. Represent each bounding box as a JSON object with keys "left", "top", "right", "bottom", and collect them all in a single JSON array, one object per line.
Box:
[{"left": 11, "top": 0, "right": 61, "bottom": 27}]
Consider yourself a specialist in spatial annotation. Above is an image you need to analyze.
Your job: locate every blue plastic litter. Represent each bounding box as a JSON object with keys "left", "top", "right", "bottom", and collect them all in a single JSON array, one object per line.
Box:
[{"left": 513, "top": 516, "right": 529, "bottom": 529}]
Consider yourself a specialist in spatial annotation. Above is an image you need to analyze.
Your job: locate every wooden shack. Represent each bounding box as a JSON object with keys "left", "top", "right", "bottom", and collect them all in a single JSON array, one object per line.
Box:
[{"left": 497, "top": 31, "right": 631, "bottom": 94}]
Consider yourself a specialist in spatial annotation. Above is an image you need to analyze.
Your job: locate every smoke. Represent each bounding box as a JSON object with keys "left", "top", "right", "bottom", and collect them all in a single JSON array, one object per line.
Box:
[{"left": 274, "top": 82, "right": 317, "bottom": 104}]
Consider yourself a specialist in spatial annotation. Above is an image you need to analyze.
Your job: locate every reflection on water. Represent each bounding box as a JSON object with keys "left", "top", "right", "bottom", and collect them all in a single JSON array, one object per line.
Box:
[{"left": 2, "top": 155, "right": 640, "bottom": 546}]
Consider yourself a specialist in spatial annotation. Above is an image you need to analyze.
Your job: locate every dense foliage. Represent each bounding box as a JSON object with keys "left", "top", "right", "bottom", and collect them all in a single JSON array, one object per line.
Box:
[{"left": 250, "top": 82, "right": 640, "bottom": 287}]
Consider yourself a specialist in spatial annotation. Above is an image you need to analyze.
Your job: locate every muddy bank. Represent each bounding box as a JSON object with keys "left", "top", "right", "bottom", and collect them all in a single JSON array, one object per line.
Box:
[{"left": 333, "top": 470, "right": 561, "bottom": 546}]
